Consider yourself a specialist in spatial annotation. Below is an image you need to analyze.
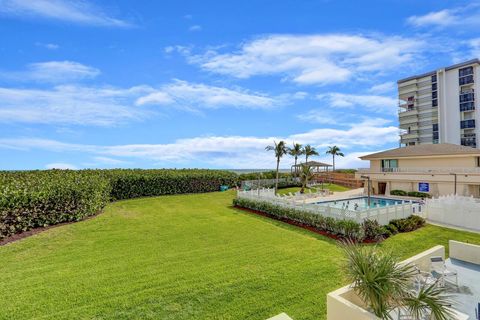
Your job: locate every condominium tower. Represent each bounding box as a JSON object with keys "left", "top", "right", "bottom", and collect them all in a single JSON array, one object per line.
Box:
[{"left": 398, "top": 59, "right": 480, "bottom": 148}]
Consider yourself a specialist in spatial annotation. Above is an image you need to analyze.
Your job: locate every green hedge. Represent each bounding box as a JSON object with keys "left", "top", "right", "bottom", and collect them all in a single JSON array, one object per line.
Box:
[
  {"left": 390, "top": 189, "right": 431, "bottom": 198},
  {"left": 0, "top": 169, "right": 238, "bottom": 239},
  {"left": 107, "top": 169, "right": 237, "bottom": 200},
  {"left": 0, "top": 170, "right": 110, "bottom": 239},
  {"left": 233, "top": 197, "right": 426, "bottom": 242}
]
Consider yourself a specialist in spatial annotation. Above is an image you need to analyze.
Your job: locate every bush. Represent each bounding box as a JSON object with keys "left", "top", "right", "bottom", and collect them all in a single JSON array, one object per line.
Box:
[
  {"left": 362, "top": 219, "right": 384, "bottom": 241},
  {"left": 390, "top": 190, "right": 407, "bottom": 196},
  {"left": 384, "top": 223, "right": 399, "bottom": 235},
  {"left": 389, "top": 215, "right": 425, "bottom": 233},
  {"left": 107, "top": 169, "right": 237, "bottom": 200},
  {"left": 0, "top": 170, "right": 110, "bottom": 240},
  {"left": 233, "top": 197, "right": 365, "bottom": 241},
  {"left": 407, "top": 191, "right": 431, "bottom": 198},
  {"left": 0, "top": 169, "right": 238, "bottom": 239}
]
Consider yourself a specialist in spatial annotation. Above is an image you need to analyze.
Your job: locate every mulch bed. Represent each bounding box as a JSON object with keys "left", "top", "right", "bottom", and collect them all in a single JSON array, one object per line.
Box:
[
  {"left": 0, "top": 211, "right": 102, "bottom": 246},
  {"left": 233, "top": 205, "right": 377, "bottom": 244}
]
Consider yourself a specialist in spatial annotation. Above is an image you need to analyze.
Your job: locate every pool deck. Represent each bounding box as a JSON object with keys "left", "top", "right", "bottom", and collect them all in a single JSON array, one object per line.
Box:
[
  {"left": 302, "top": 188, "right": 364, "bottom": 204},
  {"left": 445, "top": 258, "right": 480, "bottom": 319}
]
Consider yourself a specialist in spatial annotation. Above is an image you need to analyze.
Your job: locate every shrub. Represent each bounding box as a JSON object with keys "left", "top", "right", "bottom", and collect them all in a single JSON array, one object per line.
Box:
[
  {"left": 362, "top": 219, "right": 384, "bottom": 241},
  {"left": 0, "top": 170, "right": 110, "bottom": 240},
  {"left": 384, "top": 223, "right": 399, "bottom": 235},
  {"left": 233, "top": 197, "right": 365, "bottom": 241},
  {"left": 407, "top": 191, "right": 431, "bottom": 198},
  {"left": 0, "top": 169, "right": 238, "bottom": 239},
  {"left": 390, "top": 190, "right": 407, "bottom": 196},
  {"left": 107, "top": 169, "right": 237, "bottom": 200},
  {"left": 389, "top": 215, "right": 425, "bottom": 233}
]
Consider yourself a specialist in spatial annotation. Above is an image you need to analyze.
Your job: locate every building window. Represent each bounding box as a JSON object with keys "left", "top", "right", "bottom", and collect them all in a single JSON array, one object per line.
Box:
[
  {"left": 459, "top": 66, "right": 474, "bottom": 77},
  {"left": 432, "top": 83, "right": 437, "bottom": 91},
  {"left": 460, "top": 92, "right": 475, "bottom": 103},
  {"left": 461, "top": 119, "right": 476, "bottom": 129},
  {"left": 381, "top": 159, "right": 398, "bottom": 172},
  {"left": 461, "top": 133, "right": 476, "bottom": 148},
  {"left": 459, "top": 75, "right": 474, "bottom": 86},
  {"left": 432, "top": 99, "right": 438, "bottom": 107},
  {"left": 460, "top": 102, "right": 475, "bottom": 112},
  {"left": 432, "top": 91, "right": 438, "bottom": 99},
  {"left": 431, "top": 74, "right": 437, "bottom": 82},
  {"left": 476, "top": 157, "right": 480, "bottom": 167}
]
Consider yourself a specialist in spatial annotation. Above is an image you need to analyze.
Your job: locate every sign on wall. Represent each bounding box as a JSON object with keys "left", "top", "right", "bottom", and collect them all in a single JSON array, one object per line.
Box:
[{"left": 418, "top": 182, "right": 430, "bottom": 192}]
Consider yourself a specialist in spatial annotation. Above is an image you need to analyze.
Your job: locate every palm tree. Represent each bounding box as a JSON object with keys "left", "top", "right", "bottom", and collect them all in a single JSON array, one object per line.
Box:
[
  {"left": 299, "top": 164, "right": 313, "bottom": 193},
  {"left": 303, "top": 144, "right": 319, "bottom": 163},
  {"left": 342, "top": 242, "right": 454, "bottom": 320},
  {"left": 265, "top": 141, "right": 288, "bottom": 193},
  {"left": 326, "top": 146, "right": 344, "bottom": 171},
  {"left": 289, "top": 142, "right": 303, "bottom": 177}
]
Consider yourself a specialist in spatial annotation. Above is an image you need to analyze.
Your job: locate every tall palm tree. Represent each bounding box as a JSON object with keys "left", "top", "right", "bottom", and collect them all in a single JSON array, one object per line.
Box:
[
  {"left": 303, "top": 144, "right": 319, "bottom": 163},
  {"left": 289, "top": 142, "right": 303, "bottom": 177},
  {"left": 326, "top": 145, "right": 344, "bottom": 171},
  {"left": 265, "top": 140, "right": 288, "bottom": 193},
  {"left": 342, "top": 243, "right": 453, "bottom": 320}
]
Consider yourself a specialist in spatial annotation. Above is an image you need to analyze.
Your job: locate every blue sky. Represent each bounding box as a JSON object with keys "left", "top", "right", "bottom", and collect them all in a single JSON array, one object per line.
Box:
[{"left": 1, "top": 0, "right": 479, "bottom": 170}]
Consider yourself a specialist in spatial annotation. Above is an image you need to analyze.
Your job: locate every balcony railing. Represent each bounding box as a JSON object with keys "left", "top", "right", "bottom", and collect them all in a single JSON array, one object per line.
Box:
[
  {"left": 461, "top": 119, "right": 476, "bottom": 129},
  {"left": 357, "top": 167, "right": 480, "bottom": 174}
]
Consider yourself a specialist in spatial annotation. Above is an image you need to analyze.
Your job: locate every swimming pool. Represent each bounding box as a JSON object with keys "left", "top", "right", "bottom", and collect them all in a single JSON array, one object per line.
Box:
[{"left": 316, "top": 197, "right": 410, "bottom": 211}]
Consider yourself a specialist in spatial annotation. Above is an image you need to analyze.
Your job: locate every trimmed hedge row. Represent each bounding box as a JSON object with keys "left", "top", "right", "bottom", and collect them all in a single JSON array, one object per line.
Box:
[
  {"left": 0, "top": 169, "right": 238, "bottom": 239},
  {"left": 233, "top": 197, "right": 426, "bottom": 242},
  {"left": 106, "top": 169, "right": 237, "bottom": 200},
  {"left": 390, "top": 189, "right": 431, "bottom": 198},
  {"left": 0, "top": 170, "right": 110, "bottom": 239}
]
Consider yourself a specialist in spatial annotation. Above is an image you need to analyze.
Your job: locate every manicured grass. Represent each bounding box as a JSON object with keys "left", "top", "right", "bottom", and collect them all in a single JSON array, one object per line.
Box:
[
  {"left": 1, "top": 191, "right": 479, "bottom": 320},
  {"left": 277, "top": 183, "right": 350, "bottom": 195}
]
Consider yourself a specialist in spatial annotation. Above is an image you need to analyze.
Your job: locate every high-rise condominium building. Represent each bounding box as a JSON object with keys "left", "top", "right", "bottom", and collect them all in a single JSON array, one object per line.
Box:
[{"left": 398, "top": 59, "right": 480, "bottom": 148}]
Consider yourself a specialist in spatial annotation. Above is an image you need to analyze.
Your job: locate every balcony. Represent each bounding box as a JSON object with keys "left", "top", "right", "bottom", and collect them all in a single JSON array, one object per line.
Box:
[
  {"left": 459, "top": 75, "right": 474, "bottom": 86},
  {"left": 357, "top": 167, "right": 480, "bottom": 174},
  {"left": 400, "top": 131, "right": 419, "bottom": 140},
  {"left": 461, "top": 119, "right": 475, "bottom": 129},
  {"left": 460, "top": 102, "right": 475, "bottom": 112},
  {"left": 461, "top": 133, "right": 477, "bottom": 148}
]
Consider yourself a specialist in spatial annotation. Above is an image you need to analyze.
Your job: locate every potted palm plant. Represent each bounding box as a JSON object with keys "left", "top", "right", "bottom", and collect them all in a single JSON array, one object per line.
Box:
[{"left": 342, "top": 243, "right": 454, "bottom": 320}]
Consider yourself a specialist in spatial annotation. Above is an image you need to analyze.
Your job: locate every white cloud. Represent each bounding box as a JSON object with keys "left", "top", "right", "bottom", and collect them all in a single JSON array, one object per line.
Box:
[
  {"left": 92, "top": 156, "right": 127, "bottom": 165},
  {"left": 407, "top": 9, "right": 457, "bottom": 27},
  {"left": 135, "top": 80, "right": 281, "bottom": 110},
  {"left": 0, "top": 119, "right": 398, "bottom": 169},
  {"left": 0, "top": 85, "right": 149, "bottom": 126},
  {"left": 45, "top": 162, "right": 77, "bottom": 170},
  {"left": 0, "top": 0, "right": 132, "bottom": 27},
  {"left": 368, "top": 81, "right": 396, "bottom": 94},
  {"left": 468, "top": 38, "right": 480, "bottom": 59},
  {"left": 1, "top": 61, "right": 100, "bottom": 83},
  {"left": 297, "top": 109, "right": 342, "bottom": 125},
  {"left": 316, "top": 93, "right": 397, "bottom": 114},
  {"left": 182, "top": 34, "right": 424, "bottom": 85},
  {"left": 407, "top": 5, "right": 480, "bottom": 28},
  {"left": 35, "top": 42, "right": 59, "bottom": 50},
  {"left": 189, "top": 25, "right": 201, "bottom": 32}
]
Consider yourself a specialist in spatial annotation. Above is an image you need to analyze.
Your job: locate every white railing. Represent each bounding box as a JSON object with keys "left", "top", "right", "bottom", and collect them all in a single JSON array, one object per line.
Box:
[
  {"left": 237, "top": 189, "right": 421, "bottom": 225},
  {"left": 423, "top": 195, "right": 480, "bottom": 231},
  {"left": 240, "top": 177, "right": 300, "bottom": 189},
  {"left": 357, "top": 167, "right": 480, "bottom": 174}
]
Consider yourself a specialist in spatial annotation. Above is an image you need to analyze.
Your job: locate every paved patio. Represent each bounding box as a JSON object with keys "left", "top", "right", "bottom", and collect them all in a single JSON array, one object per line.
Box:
[{"left": 445, "top": 258, "right": 480, "bottom": 319}]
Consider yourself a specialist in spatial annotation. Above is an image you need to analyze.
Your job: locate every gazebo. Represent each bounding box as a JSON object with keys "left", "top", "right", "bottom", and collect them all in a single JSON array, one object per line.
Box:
[{"left": 291, "top": 161, "right": 332, "bottom": 176}]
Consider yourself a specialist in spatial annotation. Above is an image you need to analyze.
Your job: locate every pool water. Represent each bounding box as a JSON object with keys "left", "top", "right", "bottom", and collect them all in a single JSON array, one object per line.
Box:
[{"left": 316, "top": 197, "right": 406, "bottom": 211}]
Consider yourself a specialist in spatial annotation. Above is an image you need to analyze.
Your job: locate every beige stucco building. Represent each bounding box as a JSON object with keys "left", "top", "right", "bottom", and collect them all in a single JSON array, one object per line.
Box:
[{"left": 356, "top": 143, "right": 480, "bottom": 198}]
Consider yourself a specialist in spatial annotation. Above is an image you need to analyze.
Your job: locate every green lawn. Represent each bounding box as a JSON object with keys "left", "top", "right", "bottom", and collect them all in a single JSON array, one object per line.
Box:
[
  {"left": 277, "top": 183, "right": 350, "bottom": 195},
  {"left": 1, "top": 191, "right": 479, "bottom": 320}
]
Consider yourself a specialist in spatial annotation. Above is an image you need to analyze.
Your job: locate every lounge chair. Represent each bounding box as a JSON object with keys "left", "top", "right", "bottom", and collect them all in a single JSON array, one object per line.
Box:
[{"left": 430, "top": 256, "right": 458, "bottom": 287}]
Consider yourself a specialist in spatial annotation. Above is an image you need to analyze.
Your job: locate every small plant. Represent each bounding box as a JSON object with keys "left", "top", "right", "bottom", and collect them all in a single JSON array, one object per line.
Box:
[
  {"left": 362, "top": 219, "right": 384, "bottom": 241},
  {"left": 407, "top": 191, "right": 431, "bottom": 198},
  {"left": 390, "top": 189, "right": 407, "bottom": 196},
  {"left": 342, "top": 242, "right": 454, "bottom": 319}
]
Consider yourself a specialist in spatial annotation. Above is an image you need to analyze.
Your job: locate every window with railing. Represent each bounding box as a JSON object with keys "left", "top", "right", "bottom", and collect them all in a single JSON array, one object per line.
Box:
[
  {"left": 381, "top": 159, "right": 398, "bottom": 172},
  {"left": 461, "top": 133, "right": 476, "bottom": 148},
  {"left": 459, "top": 66, "right": 474, "bottom": 77},
  {"left": 460, "top": 92, "right": 474, "bottom": 102},
  {"left": 432, "top": 83, "right": 437, "bottom": 91},
  {"left": 431, "top": 74, "right": 437, "bottom": 82},
  {"left": 459, "top": 74, "right": 474, "bottom": 86},
  {"left": 432, "top": 99, "right": 438, "bottom": 107},
  {"left": 461, "top": 119, "right": 476, "bottom": 129},
  {"left": 432, "top": 91, "right": 438, "bottom": 99},
  {"left": 460, "top": 101, "right": 475, "bottom": 112}
]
